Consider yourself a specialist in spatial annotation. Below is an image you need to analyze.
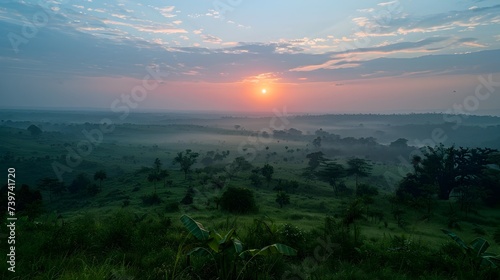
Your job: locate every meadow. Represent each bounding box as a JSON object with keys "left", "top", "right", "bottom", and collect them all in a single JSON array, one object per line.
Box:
[{"left": 1, "top": 110, "right": 500, "bottom": 280}]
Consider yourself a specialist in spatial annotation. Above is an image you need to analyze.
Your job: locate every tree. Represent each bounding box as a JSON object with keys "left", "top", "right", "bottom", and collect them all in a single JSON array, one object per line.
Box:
[
  {"left": 147, "top": 172, "right": 161, "bottom": 193},
  {"left": 37, "top": 177, "right": 66, "bottom": 201},
  {"left": 220, "top": 187, "right": 258, "bottom": 214},
  {"left": 16, "top": 184, "right": 43, "bottom": 220},
  {"left": 316, "top": 161, "right": 347, "bottom": 195},
  {"left": 159, "top": 169, "right": 170, "bottom": 188},
  {"left": 69, "top": 173, "right": 91, "bottom": 194},
  {"left": 261, "top": 164, "right": 274, "bottom": 187},
  {"left": 419, "top": 145, "right": 496, "bottom": 200},
  {"left": 147, "top": 158, "right": 168, "bottom": 193},
  {"left": 249, "top": 169, "right": 263, "bottom": 188},
  {"left": 173, "top": 149, "right": 199, "bottom": 179},
  {"left": 275, "top": 191, "right": 290, "bottom": 208},
  {"left": 93, "top": 170, "right": 107, "bottom": 189},
  {"left": 411, "top": 155, "right": 422, "bottom": 174},
  {"left": 27, "top": 124, "right": 42, "bottom": 137},
  {"left": 305, "top": 151, "right": 327, "bottom": 171},
  {"left": 346, "top": 158, "right": 372, "bottom": 191},
  {"left": 312, "top": 136, "right": 322, "bottom": 148},
  {"left": 390, "top": 138, "right": 408, "bottom": 148}
]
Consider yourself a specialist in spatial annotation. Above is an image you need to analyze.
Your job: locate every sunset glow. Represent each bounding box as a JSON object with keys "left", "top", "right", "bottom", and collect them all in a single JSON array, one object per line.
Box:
[{"left": 0, "top": 1, "right": 499, "bottom": 115}]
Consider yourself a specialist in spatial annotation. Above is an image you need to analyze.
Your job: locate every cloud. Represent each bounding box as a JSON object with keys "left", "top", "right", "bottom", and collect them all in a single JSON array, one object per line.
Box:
[
  {"left": 202, "top": 34, "right": 222, "bottom": 44},
  {"left": 135, "top": 27, "right": 188, "bottom": 34},
  {"left": 348, "top": 2, "right": 500, "bottom": 41},
  {"left": 156, "top": 6, "right": 176, "bottom": 18},
  {"left": 0, "top": 1, "right": 499, "bottom": 87},
  {"left": 378, "top": 1, "right": 398, "bottom": 7}
]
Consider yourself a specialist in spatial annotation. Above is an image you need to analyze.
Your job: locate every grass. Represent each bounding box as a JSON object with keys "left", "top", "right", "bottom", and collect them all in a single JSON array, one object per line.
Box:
[{"left": 1, "top": 120, "right": 500, "bottom": 279}]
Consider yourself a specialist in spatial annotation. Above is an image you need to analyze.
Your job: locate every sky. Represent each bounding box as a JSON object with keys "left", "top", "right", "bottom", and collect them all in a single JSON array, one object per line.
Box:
[{"left": 1, "top": 0, "right": 500, "bottom": 114}]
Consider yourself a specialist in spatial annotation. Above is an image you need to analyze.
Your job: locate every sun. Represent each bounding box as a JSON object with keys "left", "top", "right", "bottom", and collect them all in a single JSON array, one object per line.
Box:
[{"left": 261, "top": 88, "right": 267, "bottom": 94}]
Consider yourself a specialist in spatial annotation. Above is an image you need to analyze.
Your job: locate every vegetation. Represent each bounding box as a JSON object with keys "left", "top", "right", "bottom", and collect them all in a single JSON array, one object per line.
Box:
[
  {"left": 220, "top": 187, "right": 258, "bottom": 214},
  {"left": 1, "top": 112, "right": 500, "bottom": 279}
]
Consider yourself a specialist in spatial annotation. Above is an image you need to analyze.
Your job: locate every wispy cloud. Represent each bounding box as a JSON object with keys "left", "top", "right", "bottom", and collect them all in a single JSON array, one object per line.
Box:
[{"left": 156, "top": 6, "right": 176, "bottom": 18}]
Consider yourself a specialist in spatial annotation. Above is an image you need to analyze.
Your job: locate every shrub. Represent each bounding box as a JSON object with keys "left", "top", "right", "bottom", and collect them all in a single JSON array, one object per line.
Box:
[
  {"left": 165, "top": 201, "right": 179, "bottom": 212},
  {"left": 142, "top": 193, "right": 162, "bottom": 205},
  {"left": 220, "top": 187, "right": 258, "bottom": 214},
  {"left": 356, "top": 183, "right": 379, "bottom": 197},
  {"left": 180, "top": 187, "right": 195, "bottom": 205}
]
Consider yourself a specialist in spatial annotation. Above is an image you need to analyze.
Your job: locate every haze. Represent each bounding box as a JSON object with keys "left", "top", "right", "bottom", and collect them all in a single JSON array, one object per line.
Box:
[{"left": 1, "top": 1, "right": 500, "bottom": 114}]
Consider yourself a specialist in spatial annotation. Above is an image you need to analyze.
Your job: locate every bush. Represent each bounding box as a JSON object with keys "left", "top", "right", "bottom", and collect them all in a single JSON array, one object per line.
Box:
[
  {"left": 165, "top": 201, "right": 179, "bottom": 212},
  {"left": 180, "top": 187, "right": 195, "bottom": 205},
  {"left": 220, "top": 187, "right": 258, "bottom": 214},
  {"left": 356, "top": 183, "right": 379, "bottom": 197},
  {"left": 142, "top": 193, "right": 162, "bottom": 205}
]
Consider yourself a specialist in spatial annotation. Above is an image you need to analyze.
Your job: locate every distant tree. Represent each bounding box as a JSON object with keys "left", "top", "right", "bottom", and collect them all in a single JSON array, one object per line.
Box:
[
  {"left": 316, "top": 161, "right": 347, "bottom": 195},
  {"left": 16, "top": 184, "right": 43, "bottom": 220},
  {"left": 93, "top": 170, "right": 107, "bottom": 189},
  {"left": 346, "top": 158, "right": 372, "bottom": 191},
  {"left": 173, "top": 149, "right": 199, "bottom": 179},
  {"left": 148, "top": 158, "right": 169, "bottom": 193},
  {"left": 148, "top": 158, "right": 170, "bottom": 193},
  {"left": 180, "top": 187, "right": 195, "bottom": 205},
  {"left": 390, "top": 138, "right": 408, "bottom": 148},
  {"left": 305, "top": 151, "right": 327, "bottom": 171},
  {"left": 37, "top": 177, "right": 66, "bottom": 201},
  {"left": 147, "top": 172, "right": 161, "bottom": 193},
  {"left": 355, "top": 183, "right": 379, "bottom": 197},
  {"left": 201, "top": 156, "right": 214, "bottom": 166},
  {"left": 312, "top": 136, "right": 322, "bottom": 148},
  {"left": 233, "top": 156, "right": 253, "bottom": 171},
  {"left": 419, "top": 145, "right": 496, "bottom": 200},
  {"left": 481, "top": 152, "right": 500, "bottom": 206},
  {"left": 261, "top": 164, "right": 274, "bottom": 187},
  {"left": 411, "top": 155, "right": 422, "bottom": 174},
  {"left": 275, "top": 191, "right": 290, "bottom": 208},
  {"left": 211, "top": 175, "right": 226, "bottom": 189},
  {"left": 27, "top": 124, "right": 42, "bottom": 137},
  {"left": 249, "top": 168, "right": 263, "bottom": 188},
  {"left": 220, "top": 187, "right": 257, "bottom": 214},
  {"left": 86, "top": 183, "right": 101, "bottom": 196},
  {"left": 159, "top": 169, "right": 170, "bottom": 188},
  {"left": 69, "top": 173, "right": 91, "bottom": 194}
]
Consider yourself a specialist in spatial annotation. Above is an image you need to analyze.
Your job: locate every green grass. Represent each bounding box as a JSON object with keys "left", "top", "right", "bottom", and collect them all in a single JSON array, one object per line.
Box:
[{"left": 1, "top": 121, "right": 500, "bottom": 279}]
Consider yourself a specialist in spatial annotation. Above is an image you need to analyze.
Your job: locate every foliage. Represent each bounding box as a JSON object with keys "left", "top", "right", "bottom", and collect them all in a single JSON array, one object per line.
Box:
[
  {"left": 220, "top": 187, "right": 258, "bottom": 214},
  {"left": 1, "top": 184, "right": 44, "bottom": 220},
  {"left": 249, "top": 169, "right": 263, "bottom": 188},
  {"left": 93, "top": 170, "right": 107, "bottom": 188},
  {"left": 275, "top": 191, "right": 290, "bottom": 208},
  {"left": 441, "top": 229, "right": 500, "bottom": 275},
  {"left": 37, "top": 177, "right": 66, "bottom": 201},
  {"left": 27, "top": 124, "right": 42, "bottom": 136},
  {"left": 141, "top": 192, "right": 162, "bottom": 205},
  {"left": 305, "top": 151, "right": 327, "bottom": 171},
  {"left": 317, "top": 161, "right": 347, "bottom": 195},
  {"left": 420, "top": 145, "right": 497, "bottom": 200},
  {"left": 173, "top": 149, "right": 199, "bottom": 179},
  {"left": 86, "top": 183, "right": 101, "bottom": 196},
  {"left": 147, "top": 158, "right": 169, "bottom": 193},
  {"left": 355, "top": 183, "right": 379, "bottom": 197},
  {"left": 180, "top": 215, "right": 296, "bottom": 280},
  {"left": 261, "top": 164, "right": 274, "bottom": 187},
  {"left": 346, "top": 157, "right": 372, "bottom": 189},
  {"left": 390, "top": 138, "right": 408, "bottom": 148},
  {"left": 180, "top": 187, "right": 195, "bottom": 205}
]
